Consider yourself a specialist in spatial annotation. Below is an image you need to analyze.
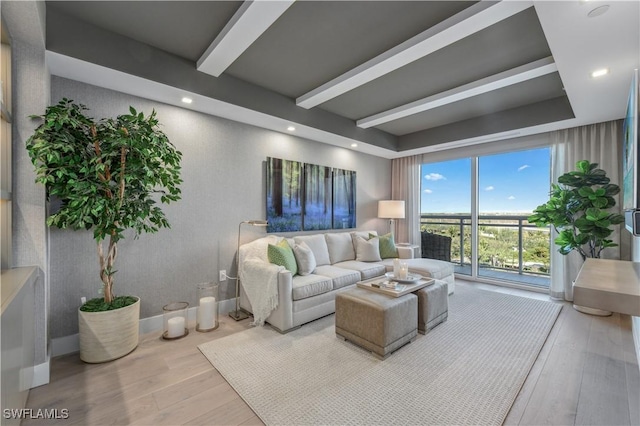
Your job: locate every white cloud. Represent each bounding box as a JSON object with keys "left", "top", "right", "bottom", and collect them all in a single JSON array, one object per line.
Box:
[
  {"left": 508, "top": 195, "right": 516, "bottom": 200},
  {"left": 485, "top": 186, "right": 494, "bottom": 191},
  {"left": 518, "top": 164, "right": 530, "bottom": 172},
  {"left": 424, "top": 173, "right": 446, "bottom": 181},
  {"left": 423, "top": 189, "right": 433, "bottom": 194}
]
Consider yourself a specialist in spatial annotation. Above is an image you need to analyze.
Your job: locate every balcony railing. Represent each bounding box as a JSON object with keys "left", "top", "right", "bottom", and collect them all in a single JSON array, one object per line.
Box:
[{"left": 420, "top": 214, "right": 551, "bottom": 288}]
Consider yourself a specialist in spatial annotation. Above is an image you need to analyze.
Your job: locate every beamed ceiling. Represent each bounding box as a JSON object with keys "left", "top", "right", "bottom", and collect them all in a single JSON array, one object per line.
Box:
[{"left": 44, "top": 1, "right": 639, "bottom": 158}]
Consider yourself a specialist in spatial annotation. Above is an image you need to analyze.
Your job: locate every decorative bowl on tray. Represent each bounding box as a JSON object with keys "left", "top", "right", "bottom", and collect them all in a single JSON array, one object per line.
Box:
[{"left": 385, "top": 272, "right": 422, "bottom": 283}]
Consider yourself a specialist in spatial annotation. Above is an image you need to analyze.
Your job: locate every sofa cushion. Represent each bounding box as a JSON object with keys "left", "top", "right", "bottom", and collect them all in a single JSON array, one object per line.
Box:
[
  {"left": 286, "top": 237, "right": 296, "bottom": 249},
  {"left": 294, "top": 234, "right": 331, "bottom": 266},
  {"left": 351, "top": 230, "right": 377, "bottom": 241},
  {"left": 314, "top": 265, "right": 361, "bottom": 290},
  {"left": 334, "top": 260, "right": 387, "bottom": 280},
  {"left": 267, "top": 240, "right": 297, "bottom": 275},
  {"left": 292, "top": 274, "right": 333, "bottom": 301},
  {"left": 325, "top": 233, "right": 355, "bottom": 264},
  {"left": 293, "top": 241, "right": 316, "bottom": 276},
  {"left": 354, "top": 236, "right": 382, "bottom": 262},
  {"left": 376, "top": 232, "right": 399, "bottom": 259}
]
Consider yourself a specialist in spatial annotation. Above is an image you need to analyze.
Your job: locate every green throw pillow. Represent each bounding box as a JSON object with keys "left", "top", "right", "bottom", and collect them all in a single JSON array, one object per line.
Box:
[
  {"left": 268, "top": 240, "right": 298, "bottom": 275},
  {"left": 374, "top": 232, "right": 399, "bottom": 259}
]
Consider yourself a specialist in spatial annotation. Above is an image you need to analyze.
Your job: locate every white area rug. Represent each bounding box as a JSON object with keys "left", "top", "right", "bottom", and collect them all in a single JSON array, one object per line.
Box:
[{"left": 199, "top": 285, "right": 562, "bottom": 425}]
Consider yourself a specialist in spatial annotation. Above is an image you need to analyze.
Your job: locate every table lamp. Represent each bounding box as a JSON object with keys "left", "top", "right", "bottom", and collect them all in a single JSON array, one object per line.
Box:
[{"left": 378, "top": 200, "right": 405, "bottom": 238}]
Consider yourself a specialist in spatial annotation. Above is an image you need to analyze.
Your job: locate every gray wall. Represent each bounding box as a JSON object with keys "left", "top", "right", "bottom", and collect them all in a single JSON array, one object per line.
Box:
[
  {"left": 5, "top": 0, "right": 50, "bottom": 365},
  {"left": 49, "top": 76, "right": 391, "bottom": 338}
]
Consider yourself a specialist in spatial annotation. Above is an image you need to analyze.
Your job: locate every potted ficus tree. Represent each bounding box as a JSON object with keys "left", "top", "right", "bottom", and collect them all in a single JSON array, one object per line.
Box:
[
  {"left": 26, "top": 98, "right": 182, "bottom": 362},
  {"left": 528, "top": 160, "right": 624, "bottom": 312}
]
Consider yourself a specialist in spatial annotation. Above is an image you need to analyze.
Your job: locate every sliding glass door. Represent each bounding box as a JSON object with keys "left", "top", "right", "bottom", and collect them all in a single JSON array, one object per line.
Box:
[
  {"left": 421, "top": 147, "right": 551, "bottom": 288},
  {"left": 421, "top": 158, "right": 472, "bottom": 276}
]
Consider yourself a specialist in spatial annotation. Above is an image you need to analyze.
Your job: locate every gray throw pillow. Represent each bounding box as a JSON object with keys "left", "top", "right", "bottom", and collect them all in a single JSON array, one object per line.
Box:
[
  {"left": 355, "top": 236, "right": 382, "bottom": 262},
  {"left": 293, "top": 241, "right": 317, "bottom": 275}
]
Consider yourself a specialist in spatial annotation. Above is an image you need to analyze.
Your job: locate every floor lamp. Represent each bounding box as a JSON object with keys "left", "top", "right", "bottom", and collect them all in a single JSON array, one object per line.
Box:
[
  {"left": 378, "top": 200, "right": 405, "bottom": 240},
  {"left": 229, "top": 219, "right": 268, "bottom": 321}
]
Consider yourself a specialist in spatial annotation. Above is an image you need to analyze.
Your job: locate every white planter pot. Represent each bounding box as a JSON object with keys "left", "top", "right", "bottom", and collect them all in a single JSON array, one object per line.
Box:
[{"left": 78, "top": 297, "right": 140, "bottom": 363}]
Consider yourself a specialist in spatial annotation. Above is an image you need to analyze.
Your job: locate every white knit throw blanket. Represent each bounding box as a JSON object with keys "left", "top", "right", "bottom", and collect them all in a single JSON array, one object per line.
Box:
[{"left": 239, "top": 236, "right": 284, "bottom": 326}]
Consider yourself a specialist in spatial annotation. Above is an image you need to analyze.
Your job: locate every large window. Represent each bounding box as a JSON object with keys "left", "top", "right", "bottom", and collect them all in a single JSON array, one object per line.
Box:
[{"left": 421, "top": 147, "right": 551, "bottom": 288}]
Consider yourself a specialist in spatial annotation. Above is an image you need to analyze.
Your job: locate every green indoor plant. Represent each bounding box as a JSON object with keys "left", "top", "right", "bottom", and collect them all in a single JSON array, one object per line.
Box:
[
  {"left": 26, "top": 98, "right": 182, "bottom": 361},
  {"left": 528, "top": 160, "right": 624, "bottom": 260}
]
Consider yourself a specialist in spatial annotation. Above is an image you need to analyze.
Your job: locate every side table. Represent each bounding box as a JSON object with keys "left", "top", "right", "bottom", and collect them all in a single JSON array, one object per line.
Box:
[{"left": 396, "top": 243, "right": 420, "bottom": 258}]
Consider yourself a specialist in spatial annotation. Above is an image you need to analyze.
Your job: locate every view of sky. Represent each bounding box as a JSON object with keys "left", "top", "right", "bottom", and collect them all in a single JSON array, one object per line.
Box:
[{"left": 421, "top": 147, "right": 551, "bottom": 214}]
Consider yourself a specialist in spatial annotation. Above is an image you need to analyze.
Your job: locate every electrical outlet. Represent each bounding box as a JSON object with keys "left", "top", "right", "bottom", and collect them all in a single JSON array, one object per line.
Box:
[
  {"left": 81, "top": 296, "right": 87, "bottom": 304},
  {"left": 219, "top": 270, "right": 226, "bottom": 281}
]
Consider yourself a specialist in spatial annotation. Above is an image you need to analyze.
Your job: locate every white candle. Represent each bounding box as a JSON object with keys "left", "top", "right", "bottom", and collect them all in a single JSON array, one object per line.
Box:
[
  {"left": 197, "top": 296, "right": 216, "bottom": 330},
  {"left": 167, "top": 316, "right": 185, "bottom": 338},
  {"left": 399, "top": 262, "right": 409, "bottom": 279}
]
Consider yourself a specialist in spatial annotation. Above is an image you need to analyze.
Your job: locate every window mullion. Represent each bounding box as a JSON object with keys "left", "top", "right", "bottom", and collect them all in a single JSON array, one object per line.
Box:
[{"left": 471, "top": 157, "right": 479, "bottom": 279}]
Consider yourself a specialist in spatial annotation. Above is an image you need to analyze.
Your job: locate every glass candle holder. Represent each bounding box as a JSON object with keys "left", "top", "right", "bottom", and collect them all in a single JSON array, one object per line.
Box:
[
  {"left": 398, "top": 261, "right": 409, "bottom": 279},
  {"left": 196, "top": 282, "right": 219, "bottom": 332},
  {"left": 163, "top": 301, "right": 189, "bottom": 340},
  {"left": 393, "top": 258, "right": 400, "bottom": 277}
]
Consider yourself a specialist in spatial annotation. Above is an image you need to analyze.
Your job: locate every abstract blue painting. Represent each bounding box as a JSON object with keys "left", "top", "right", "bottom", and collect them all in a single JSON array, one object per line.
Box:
[
  {"left": 332, "top": 168, "right": 356, "bottom": 229},
  {"left": 304, "top": 163, "right": 332, "bottom": 230},
  {"left": 266, "top": 157, "right": 355, "bottom": 232},
  {"left": 266, "top": 157, "right": 303, "bottom": 232}
]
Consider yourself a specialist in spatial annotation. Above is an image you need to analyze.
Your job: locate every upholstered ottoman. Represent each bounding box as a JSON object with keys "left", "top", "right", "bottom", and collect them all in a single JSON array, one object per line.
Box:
[
  {"left": 335, "top": 288, "right": 417, "bottom": 359},
  {"left": 415, "top": 280, "right": 448, "bottom": 334}
]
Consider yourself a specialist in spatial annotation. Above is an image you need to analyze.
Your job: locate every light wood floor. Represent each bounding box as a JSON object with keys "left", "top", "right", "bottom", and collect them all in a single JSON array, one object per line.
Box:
[{"left": 25, "top": 281, "right": 639, "bottom": 425}]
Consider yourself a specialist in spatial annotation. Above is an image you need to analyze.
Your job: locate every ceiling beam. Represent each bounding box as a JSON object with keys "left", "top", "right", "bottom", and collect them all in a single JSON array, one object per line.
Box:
[
  {"left": 296, "top": 0, "right": 533, "bottom": 109},
  {"left": 47, "top": 51, "right": 397, "bottom": 159},
  {"left": 357, "top": 57, "right": 558, "bottom": 129},
  {"left": 197, "top": 0, "right": 295, "bottom": 77}
]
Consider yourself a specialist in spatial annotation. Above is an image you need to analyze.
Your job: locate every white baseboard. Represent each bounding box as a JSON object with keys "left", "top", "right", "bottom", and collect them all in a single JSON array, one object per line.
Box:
[
  {"left": 51, "top": 298, "right": 238, "bottom": 357},
  {"left": 30, "top": 359, "right": 50, "bottom": 388},
  {"left": 51, "top": 333, "right": 80, "bottom": 357}
]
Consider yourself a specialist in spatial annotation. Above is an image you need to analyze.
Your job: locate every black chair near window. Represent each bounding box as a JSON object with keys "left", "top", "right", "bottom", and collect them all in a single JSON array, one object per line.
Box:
[{"left": 421, "top": 232, "right": 452, "bottom": 262}]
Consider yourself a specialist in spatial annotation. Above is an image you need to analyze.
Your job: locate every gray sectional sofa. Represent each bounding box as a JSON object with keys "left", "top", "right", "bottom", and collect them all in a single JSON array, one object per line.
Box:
[{"left": 238, "top": 230, "right": 454, "bottom": 333}]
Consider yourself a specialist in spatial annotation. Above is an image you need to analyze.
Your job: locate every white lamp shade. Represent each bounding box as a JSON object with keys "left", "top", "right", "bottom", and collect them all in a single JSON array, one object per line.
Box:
[{"left": 378, "top": 200, "right": 405, "bottom": 219}]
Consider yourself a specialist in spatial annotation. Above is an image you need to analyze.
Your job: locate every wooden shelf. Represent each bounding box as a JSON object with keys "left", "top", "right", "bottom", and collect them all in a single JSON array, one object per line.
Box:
[
  {"left": 1, "top": 30, "right": 11, "bottom": 271},
  {"left": 0, "top": 267, "right": 38, "bottom": 315},
  {"left": 573, "top": 258, "right": 640, "bottom": 316}
]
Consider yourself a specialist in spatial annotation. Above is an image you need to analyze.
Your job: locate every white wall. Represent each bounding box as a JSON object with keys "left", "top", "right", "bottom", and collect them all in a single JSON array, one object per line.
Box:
[{"left": 47, "top": 77, "right": 392, "bottom": 339}]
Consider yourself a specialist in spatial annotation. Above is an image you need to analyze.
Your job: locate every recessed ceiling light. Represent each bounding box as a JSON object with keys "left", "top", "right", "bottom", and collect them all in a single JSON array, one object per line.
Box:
[
  {"left": 588, "top": 5, "right": 610, "bottom": 18},
  {"left": 591, "top": 68, "right": 609, "bottom": 78},
  {"left": 181, "top": 97, "right": 193, "bottom": 104},
  {"left": 350, "top": 143, "right": 358, "bottom": 148},
  {"left": 287, "top": 126, "right": 296, "bottom": 132}
]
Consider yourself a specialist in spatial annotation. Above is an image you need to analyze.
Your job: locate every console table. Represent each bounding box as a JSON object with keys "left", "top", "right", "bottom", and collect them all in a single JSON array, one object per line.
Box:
[{"left": 573, "top": 258, "right": 640, "bottom": 316}]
